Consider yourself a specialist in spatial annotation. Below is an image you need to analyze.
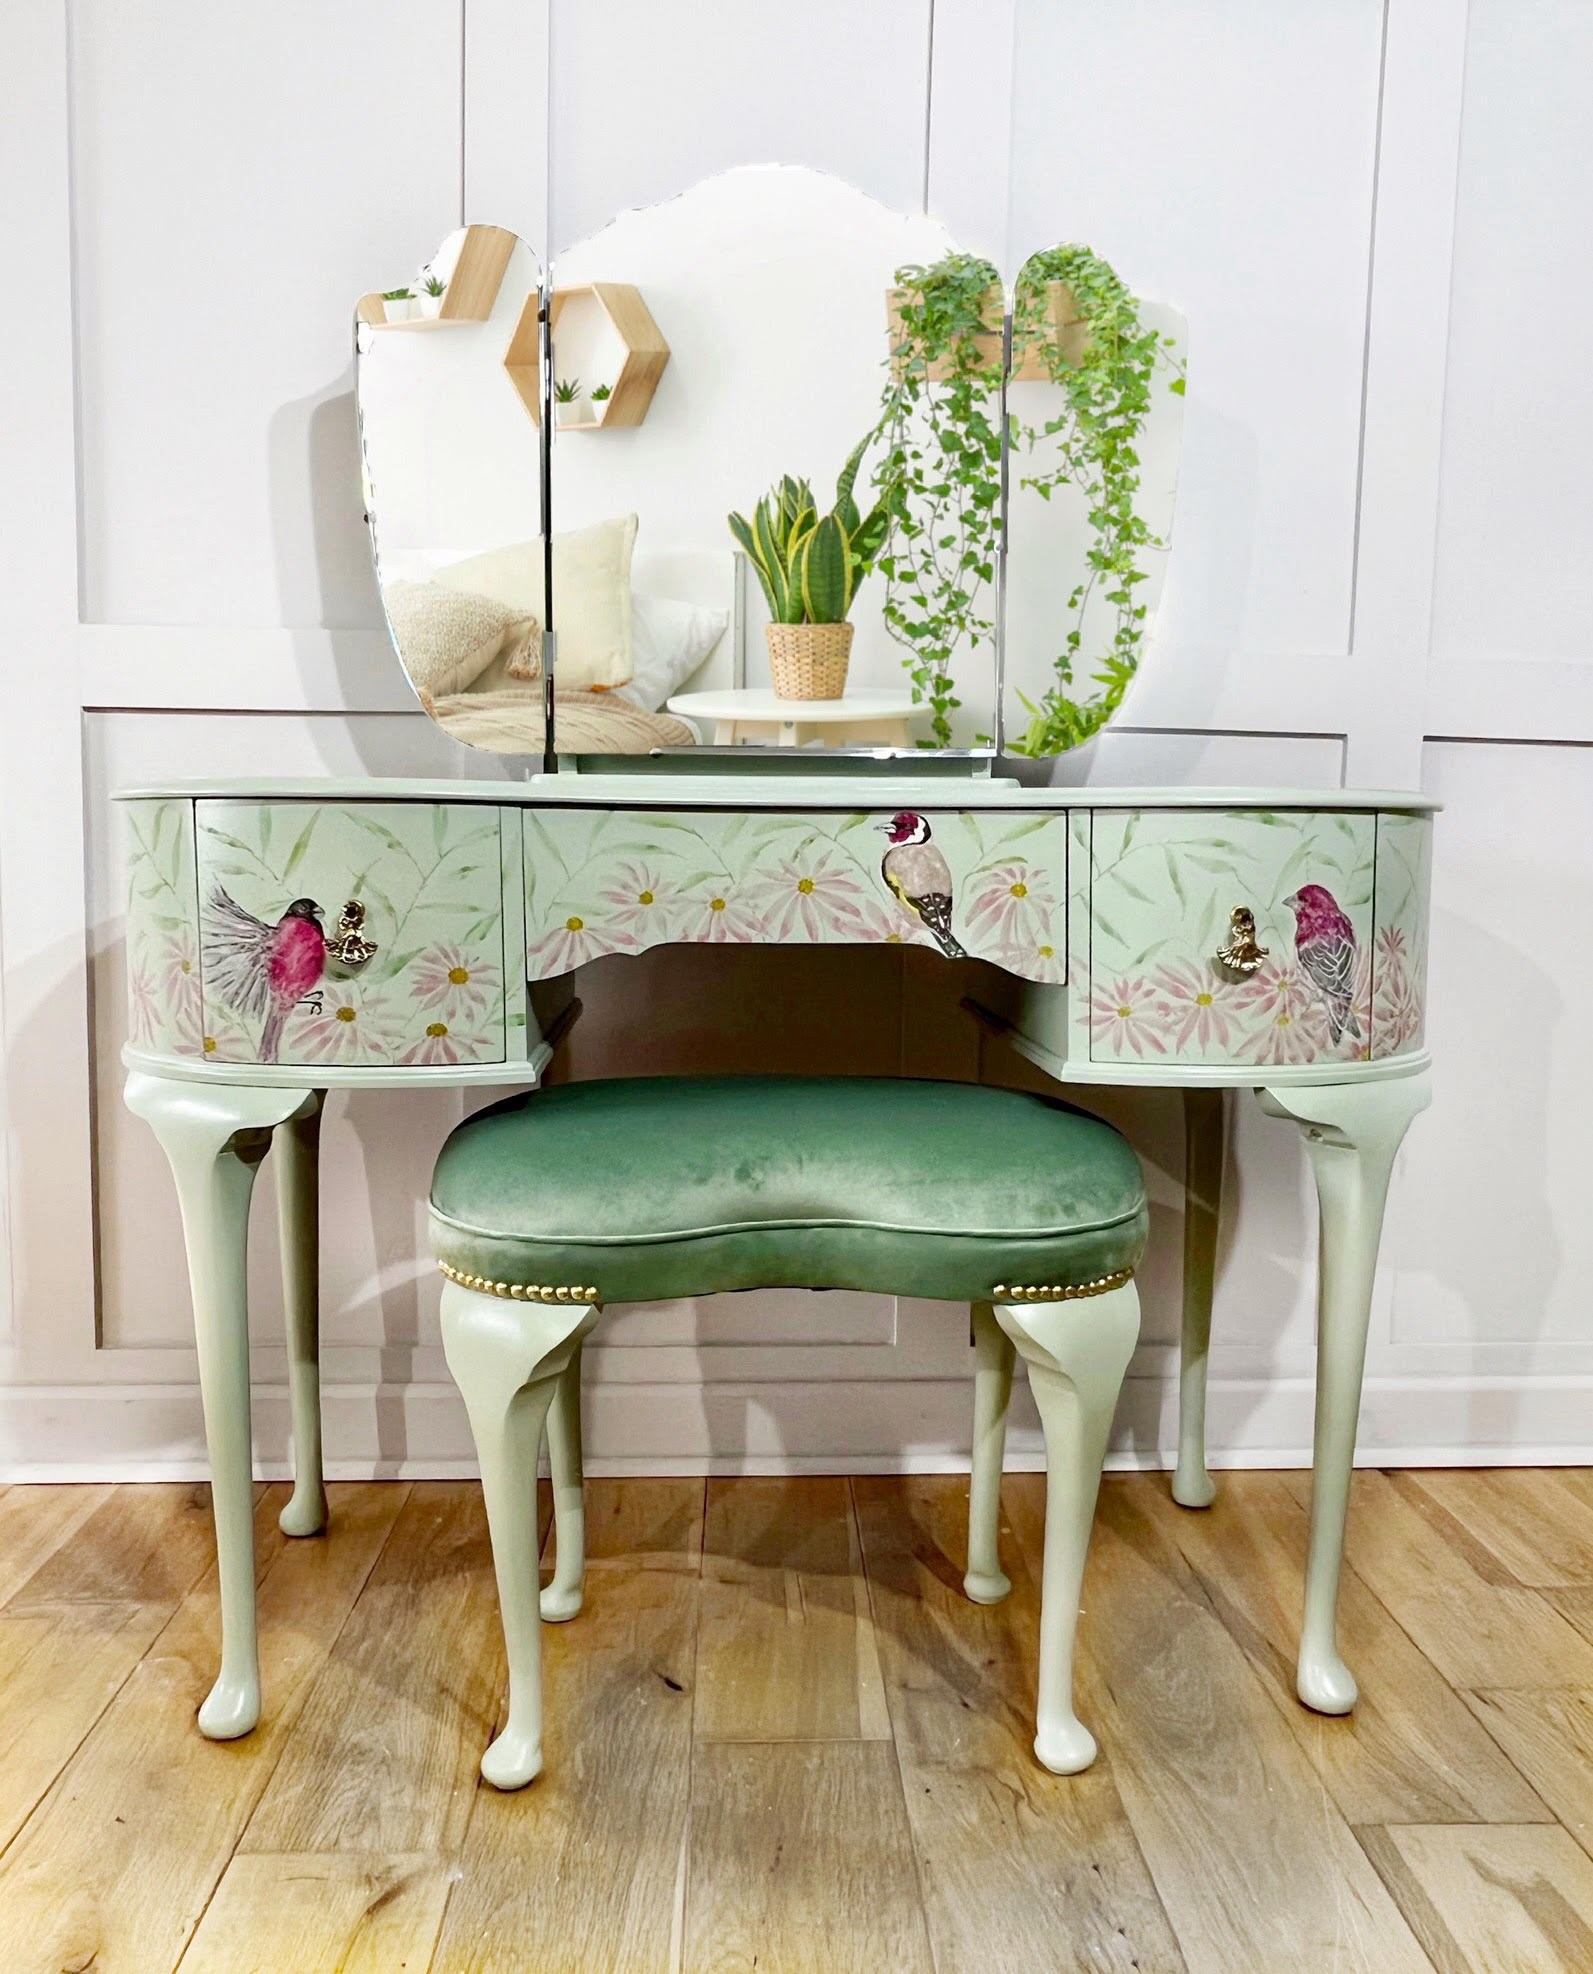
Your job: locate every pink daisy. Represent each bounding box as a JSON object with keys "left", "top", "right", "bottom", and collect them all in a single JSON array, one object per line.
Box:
[
  {"left": 409, "top": 944, "right": 501, "bottom": 1019},
  {"left": 1151, "top": 960, "right": 1244, "bottom": 1053},
  {"left": 160, "top": 926, "right": 202, "bottom": 1026},
  {"left": 679, "top": 887, "right": 767, "bottom": 943},
  {"left": 527, "top": 911, "right": 632, "bottom": 978},
  {"left": 760, "top": 846, "right": 882, "bottom": 941},
  {"left": 994, "top": 934, "right": 1067, "bottom": 985},
  {"left": 1087, "top": 975, "right": 1168, "bottom": 1058},
  {"left": 401, "top": 1020, "right": 465, "bottom": 1066},
  {"left": 964, "top": 863, "right": 1061, "bottom": 946},
  {"left": 596, "top": 861, "right": 673, "bottom": 942},
  {"left": 289, "top": 989, "right": 402, "bottom": 1065},
  {"left": 127, "top": 962, "right": 160, "bottom": 1045}
]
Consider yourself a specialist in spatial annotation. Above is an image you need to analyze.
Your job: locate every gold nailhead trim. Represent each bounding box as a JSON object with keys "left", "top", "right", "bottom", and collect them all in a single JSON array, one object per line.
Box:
[
  {"left": 990, "top": 1268, "right": 1134, "bottom": 1303},
  {"left": 438, "top": 1260, "right": 599, "bottom": 1303}
]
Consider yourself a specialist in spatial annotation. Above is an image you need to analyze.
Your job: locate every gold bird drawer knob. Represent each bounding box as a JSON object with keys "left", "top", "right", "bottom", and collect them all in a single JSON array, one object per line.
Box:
[
  {"left": 325, "top": 899, "right": 379, "bottom": 971},
  {"left": 1214, "top": 905, "right": 1268, "bottom": 974}
]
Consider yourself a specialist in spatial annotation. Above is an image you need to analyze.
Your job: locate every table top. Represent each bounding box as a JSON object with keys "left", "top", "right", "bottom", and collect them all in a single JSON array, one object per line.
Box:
[{"left": 666, "top": 687, "right": 924, "bottom": 722}]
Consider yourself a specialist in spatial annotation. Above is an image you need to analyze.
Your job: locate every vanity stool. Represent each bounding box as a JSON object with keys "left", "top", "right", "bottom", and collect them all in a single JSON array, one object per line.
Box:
[{"left": 430, "top": 1074, "right": 1147, "bottom": 1790}]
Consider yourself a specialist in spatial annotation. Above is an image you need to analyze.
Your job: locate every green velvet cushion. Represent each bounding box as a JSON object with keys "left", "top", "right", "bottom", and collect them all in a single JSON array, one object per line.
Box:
[{"left": 429, "top": 1075, "right": 1147, "bottom": 1304}]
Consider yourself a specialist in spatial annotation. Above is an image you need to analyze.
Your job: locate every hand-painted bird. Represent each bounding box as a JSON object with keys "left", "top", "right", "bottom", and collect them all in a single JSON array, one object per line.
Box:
[
  {"left": 879, "top": 811, "right": 968, "bottom": 959},
  {"left": 1285, "top": 883, "right": 1360, "bottom": 1044},
  {"left": 203, "top": 886, "right": 327, "bottom": 1062}
]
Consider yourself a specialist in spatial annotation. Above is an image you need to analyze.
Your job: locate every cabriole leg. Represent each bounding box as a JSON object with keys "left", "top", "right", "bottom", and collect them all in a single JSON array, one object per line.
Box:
[
  {"left": 1173, "top": 1086, "right": 1226, "bottom": 1508},
  {"left": 1257, "top": 1071, "right": 1431, "bottom": 1715},
  {"left": 441, "top": 1284, "right": 600, "bottom": 1789},
  {"left": 124, "top": 1071, "right": 317, "bottom": 1740},
  {"left": 996, "top": 1281, "right": 1140, "bottom": 1774},
  {"left": 274, "top": 1091, "right": 328, "bottom": 1537},
  {"left": 540, "top": 1334, "right": 587, "bottom": 1622},
  {"left": 965, "top": 1299, "right": 1015, "bottom": 1604}
]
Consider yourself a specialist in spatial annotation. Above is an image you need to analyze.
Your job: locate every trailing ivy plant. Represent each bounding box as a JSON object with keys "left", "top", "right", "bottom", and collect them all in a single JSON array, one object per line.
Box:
[
  {"left": 870, "top": 244, "right": 1183, "bottom": 753},
  {"left": 871, "top": 253, "right": 1005, "bottom": 747},
  {"left": 1006, "top": 245, "right": 1183, "bottom": 756}
]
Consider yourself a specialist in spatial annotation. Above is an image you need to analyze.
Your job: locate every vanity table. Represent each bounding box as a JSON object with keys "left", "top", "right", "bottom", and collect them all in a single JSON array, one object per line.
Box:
[{"left": 121, "top": 771, "right": 1433, "bottom": 1742}]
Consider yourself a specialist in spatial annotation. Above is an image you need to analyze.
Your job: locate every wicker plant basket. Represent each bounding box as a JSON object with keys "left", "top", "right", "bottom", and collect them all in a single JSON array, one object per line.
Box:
[{"left": 766, "top": 622, "right": 853, "bottom": 700}]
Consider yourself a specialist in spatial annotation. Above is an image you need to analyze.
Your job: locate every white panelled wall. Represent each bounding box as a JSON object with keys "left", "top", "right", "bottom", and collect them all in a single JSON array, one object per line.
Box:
[{"left": 2, "top": 0, "right": 1589, "bottom": 1476}]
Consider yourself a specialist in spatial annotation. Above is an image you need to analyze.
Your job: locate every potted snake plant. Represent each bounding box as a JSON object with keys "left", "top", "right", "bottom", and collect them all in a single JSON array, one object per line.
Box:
[{"left": 728, "top": 437, "right": 888, "bottom": 700}]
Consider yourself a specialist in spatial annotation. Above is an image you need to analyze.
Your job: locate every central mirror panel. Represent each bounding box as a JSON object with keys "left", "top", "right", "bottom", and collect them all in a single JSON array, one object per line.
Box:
[{"left": 546, "top": 165, "right": 998, "bottom": 755}]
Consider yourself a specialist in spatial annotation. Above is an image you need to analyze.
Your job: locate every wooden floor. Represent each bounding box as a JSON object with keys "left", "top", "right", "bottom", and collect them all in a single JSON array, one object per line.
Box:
[{"left": 1, "top": 1470, "right": 1592, "bottom": 1972}]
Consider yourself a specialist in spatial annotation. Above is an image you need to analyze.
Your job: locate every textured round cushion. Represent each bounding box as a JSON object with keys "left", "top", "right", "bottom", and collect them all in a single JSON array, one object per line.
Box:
[{"left": 429, "top": 1076, "right": 1147, "bottom": 1305}]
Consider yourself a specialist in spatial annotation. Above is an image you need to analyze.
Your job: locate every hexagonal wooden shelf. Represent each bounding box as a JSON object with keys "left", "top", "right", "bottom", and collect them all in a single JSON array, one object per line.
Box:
[{"left": 504, "top": 282, "right": 670, "bottom": 430}]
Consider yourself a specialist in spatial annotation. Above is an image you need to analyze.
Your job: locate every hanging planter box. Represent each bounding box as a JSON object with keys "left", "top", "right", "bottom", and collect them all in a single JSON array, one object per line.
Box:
[{"left": 886, "top": 279, "right": 1089, "bottom": 382}]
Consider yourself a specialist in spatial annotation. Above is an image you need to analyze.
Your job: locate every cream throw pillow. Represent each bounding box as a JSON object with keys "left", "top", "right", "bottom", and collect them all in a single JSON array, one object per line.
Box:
[
  {"left": 382, "top": 580, "right": 537, "bottom": 697},
  {"left": 433, "top": 515, "right": 638, "bottom": 689}
]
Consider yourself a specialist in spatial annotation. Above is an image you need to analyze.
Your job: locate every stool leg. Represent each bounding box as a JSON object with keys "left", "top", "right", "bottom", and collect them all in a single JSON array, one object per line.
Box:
[
  {"left": 965, "top": 1300, "right": 1015, "bottom": 1603},
  {"left": 996, "top": 1281, "right": 1139, "bottom": 1775},
  {"left": 441, "top": 1283, "right": 599, "bottom": 1789},
  {"left": 540, "top": 1334, "right": 588, "bottom": 1622}
]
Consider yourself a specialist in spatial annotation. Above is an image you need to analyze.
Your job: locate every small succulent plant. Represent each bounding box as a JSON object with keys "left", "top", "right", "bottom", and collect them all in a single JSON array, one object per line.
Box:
[
  {"left": 589, "top": 382, "right": 612, "bottom": 402},
  {"left": 420, "top": 273, "right": 446, "bottom": 297},
  {"left": 381, "top": 288, "right": 413, "bottom": 302},
  {"left": 553, "top": 377, "right": 582, "bottom": 404}
]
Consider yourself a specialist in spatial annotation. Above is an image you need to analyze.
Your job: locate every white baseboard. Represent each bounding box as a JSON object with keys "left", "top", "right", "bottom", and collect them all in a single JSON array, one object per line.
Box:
[{"left": 2, "top": 1372, "right": 1591, "bottom": 1481}]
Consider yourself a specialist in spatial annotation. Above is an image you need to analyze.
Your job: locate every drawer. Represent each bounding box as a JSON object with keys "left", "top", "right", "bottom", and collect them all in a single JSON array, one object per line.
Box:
[
  {"left": 196, "top": 802, "right": 507, "bottom": 1067},
  {"left": 524, "top": 807, "right": 1070, "bottom": 981},
  {"left": 1088, "top": 809, "right": 1376, "bottom": 1066}
]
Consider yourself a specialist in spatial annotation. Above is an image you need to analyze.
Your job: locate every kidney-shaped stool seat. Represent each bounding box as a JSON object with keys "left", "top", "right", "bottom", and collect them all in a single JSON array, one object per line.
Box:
[{"left": 430, "top": 1074, "right": 1147, "bottom": 1791}]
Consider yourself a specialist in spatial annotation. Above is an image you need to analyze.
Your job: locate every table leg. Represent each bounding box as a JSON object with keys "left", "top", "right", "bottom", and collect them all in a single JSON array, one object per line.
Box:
[
  {"left": 1256, "top": 1071, "right": 1432, "bottom": 1714},
  {"left": 124, "top": 1070, "right": 319, "bottom": 1739},
  {"left": 1172, "top": 1087, "right": 1225, "bottom": 1508},
  {"left": 275, "top": 1091, "right": 328, "bottom": 1537},
  {"left": 713, "top": 720, "right": 738, "bottom": 746},
  {"left": 964, "top": 1298, "right": 1015, "bottom": 1604}
]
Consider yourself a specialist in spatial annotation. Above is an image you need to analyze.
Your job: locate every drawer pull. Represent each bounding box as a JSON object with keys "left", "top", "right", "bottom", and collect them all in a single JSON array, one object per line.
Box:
[
  {"left": 1214, "top": 906, "right": 1268, "bottom": 974},
  {"left": 326, "top": 899, "right": 379, "bottom": 971}
]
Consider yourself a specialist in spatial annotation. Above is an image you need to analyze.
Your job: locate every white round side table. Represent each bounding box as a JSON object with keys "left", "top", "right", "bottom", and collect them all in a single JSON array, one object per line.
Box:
[{"left": 665, "top": 686, "right": 925, "bottom": 749}]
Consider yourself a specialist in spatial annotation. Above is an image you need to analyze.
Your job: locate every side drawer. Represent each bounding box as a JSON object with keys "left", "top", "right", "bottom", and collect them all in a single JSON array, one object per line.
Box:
[
  {"left": 196, "top": 801, "right": 508, "bottom": 1067},
  {"left": 1088, "top": 808, "right": 1376, "bottom": 1067},
  {"left": 523, "top": 808, "right": 1069, "bottom": 981}
]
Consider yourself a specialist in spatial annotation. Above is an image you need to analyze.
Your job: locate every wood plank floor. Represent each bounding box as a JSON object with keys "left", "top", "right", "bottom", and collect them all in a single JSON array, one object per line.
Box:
[{"left": 0, "top": 1470, "right": 1589, "bottom": 1972}]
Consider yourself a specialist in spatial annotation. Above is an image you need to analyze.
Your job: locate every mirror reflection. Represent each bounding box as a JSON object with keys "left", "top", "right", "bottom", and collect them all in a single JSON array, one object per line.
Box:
[{"left": 356, "top": 171, "right": 1186, "bottom": 762}]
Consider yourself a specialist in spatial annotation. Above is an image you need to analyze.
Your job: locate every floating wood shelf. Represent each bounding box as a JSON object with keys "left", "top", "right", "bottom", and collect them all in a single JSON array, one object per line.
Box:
[
  {"left": 505, "top": 282, "right": 670, "bottom": 429},
  {"left": 886, "top": 278, "right": 1089, "bottom": 382},
  {"left": 358, "top": 223, "right": 517, "bottom": 331}
]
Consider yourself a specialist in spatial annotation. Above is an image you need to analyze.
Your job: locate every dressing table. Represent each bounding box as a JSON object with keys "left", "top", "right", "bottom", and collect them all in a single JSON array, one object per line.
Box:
[{"left": 118, "top": 168, "right": 1436, "bottom": 1743}]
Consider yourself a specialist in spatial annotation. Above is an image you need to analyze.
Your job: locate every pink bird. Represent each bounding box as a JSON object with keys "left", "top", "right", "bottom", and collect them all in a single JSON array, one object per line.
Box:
[
  {"left": 1285, "top": 883, "right": 1359, "bottom": 1044},
  {"left": 203, "top": 886, "right": 327, "bottom": 1062}
]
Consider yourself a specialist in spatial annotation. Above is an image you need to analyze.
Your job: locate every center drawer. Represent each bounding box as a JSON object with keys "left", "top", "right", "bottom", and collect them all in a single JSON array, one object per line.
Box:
[
  {"left": 523, "top": 808, "right": 1070, "bottom": 981},
  {"left": 1087, "top": 808, "right": 1376, "bottom": 1066}
]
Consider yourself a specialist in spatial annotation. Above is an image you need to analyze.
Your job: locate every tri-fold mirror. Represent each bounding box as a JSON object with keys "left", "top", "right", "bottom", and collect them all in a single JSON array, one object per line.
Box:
[{"left": 356, "top": 166, "right": 1187, "bottom": 762}]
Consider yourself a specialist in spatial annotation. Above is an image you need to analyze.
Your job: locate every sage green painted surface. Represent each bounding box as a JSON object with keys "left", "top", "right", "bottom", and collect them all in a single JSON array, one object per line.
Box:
[
  {"left": 1372, "top": 812, "right": 1432, "bottom": 1059},
  {"left": 440, "top": 1284, "right": 600, "bottom": 1790},
  {"left": 195, "top": 801, "right": 507, "bottom": 1067},
  {"left": 124, "top": 798, "right": 203, "bottom": 1059},
  {"left": 995, "top": 1281, "right": 1141, "bottom": 1774},
  {"left": 1173, "top": 1086, "right": 1224, "bottom": 1510},
  {"left": 523, "top": 808, "right": 1070, "bottom": 981},
  {"left": 964, "top": 1300, "right": 1015, "bottom": 1605},
  {"left": 124, "top": 1071, "right": 321, "bottom": 1740},
  {"left": 1089, "top": 808, "right": 1377, "bottom": 1067},
  {"left": 1258, "top": 1071, "right": 1433, "bottom": 1713},
  {"left": 274, "top": 1093, "right": 328, "bottom": 1539}
]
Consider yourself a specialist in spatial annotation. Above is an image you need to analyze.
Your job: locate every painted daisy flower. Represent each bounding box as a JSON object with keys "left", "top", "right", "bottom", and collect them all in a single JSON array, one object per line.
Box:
[
  {"left": 401, "top": 1019, "right": 465, "bottom": 1066},
  {"left": 527, "top": 910, "right": 630, "bottom": 978},
  {"left": 127, "top": 961, "right": 160, "bottom": 1044},
  {"left": 994, "top": 934, "right": 1067, "bottom": 985},
  {"left": 679, "top": 886, "right": 766, "bottom": 943},
  {"left": 197, "top": 1006, "right": 256, "bottom": 1063},
  {"left": 1087, "top": 974, "right": 1168, "bottom": 1057},
  {"left": 596, "top": 861, "right": 672, "bottom": 942},
  {"left": 290, "top": 989, "right": 401, "bottom": 1065},
  {"left": 410, "top": 944, "right": 501, "bottom": 1019},
  {"left": 760, "top": 845, "right": 882, "bottom": 941},
  {"left": 160, "top": 925, "right": 202, "bottom": 1024},
  {"left": 964, "top": 863, "right": 1060, "bottom": 946},
  {"left": 1151, "top": 960, "right": 1243, "bottom": 1053}
]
